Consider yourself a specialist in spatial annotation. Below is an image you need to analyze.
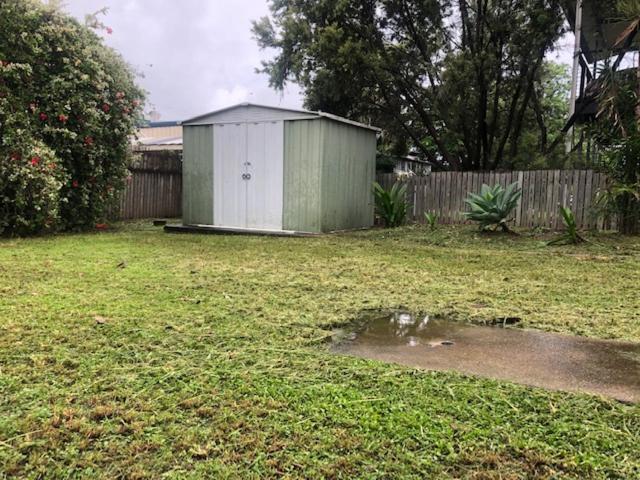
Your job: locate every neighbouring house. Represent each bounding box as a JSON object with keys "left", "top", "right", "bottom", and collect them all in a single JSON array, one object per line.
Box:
[
  {"left": 377, "top": 153, "right": 432, "bottom": 176},
  {"left": 174, "top": 103, "right": 379, "bottom": 234},
  {"left": 562, "top": 1, "right": 640, "bottom": 131},
  {"left": 134, "top": 121, "right": 183, "bottom": 151}
]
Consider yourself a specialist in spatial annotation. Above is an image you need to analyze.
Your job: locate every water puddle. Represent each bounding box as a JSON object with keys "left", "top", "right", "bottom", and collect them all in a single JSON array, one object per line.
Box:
[{"left": 334, "top": 311, "right": 640, "bottom": 403}]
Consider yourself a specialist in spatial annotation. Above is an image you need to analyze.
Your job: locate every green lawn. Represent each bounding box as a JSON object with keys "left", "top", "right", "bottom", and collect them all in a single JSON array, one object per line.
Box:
[{"left": 0, "top": 223, "right": 639, "bottom": 479}]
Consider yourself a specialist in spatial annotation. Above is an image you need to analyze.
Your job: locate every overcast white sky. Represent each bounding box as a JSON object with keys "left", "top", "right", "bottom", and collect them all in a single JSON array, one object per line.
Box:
[
  {"left": 63, "top": 0, "right": 304, "bottom": 121},
  {"left": 63, "top": 1, "right": 574, "bottom": 122}
]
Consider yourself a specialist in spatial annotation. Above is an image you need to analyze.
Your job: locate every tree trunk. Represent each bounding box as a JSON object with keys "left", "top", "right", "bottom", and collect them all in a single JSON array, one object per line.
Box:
[{"left": 531, "top": 88, "right": 548, "bottom": 152}]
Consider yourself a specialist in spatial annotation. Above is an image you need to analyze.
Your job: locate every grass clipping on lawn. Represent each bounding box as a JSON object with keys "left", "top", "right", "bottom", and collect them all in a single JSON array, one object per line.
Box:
[{"left": 0, "top": 223, "right": 638, "bottom": 479}]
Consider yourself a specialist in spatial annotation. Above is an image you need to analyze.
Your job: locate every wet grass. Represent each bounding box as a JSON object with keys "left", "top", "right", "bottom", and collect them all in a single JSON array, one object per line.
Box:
[{"left": 0, "top": 222, "right": 638, "bottom": 479}]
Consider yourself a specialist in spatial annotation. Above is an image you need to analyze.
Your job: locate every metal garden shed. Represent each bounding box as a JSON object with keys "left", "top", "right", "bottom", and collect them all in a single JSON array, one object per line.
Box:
[{"left": 174, "top": 103, "right": 379, "bottom": 234}]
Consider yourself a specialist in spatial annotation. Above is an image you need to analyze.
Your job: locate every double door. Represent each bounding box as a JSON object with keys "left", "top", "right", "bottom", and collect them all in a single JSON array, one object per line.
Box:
[{"left": 213, "top": 121, "right": 284, "bottom": 230}]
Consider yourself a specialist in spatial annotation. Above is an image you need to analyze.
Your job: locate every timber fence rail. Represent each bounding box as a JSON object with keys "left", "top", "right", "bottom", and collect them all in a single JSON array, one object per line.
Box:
[{"left": 376, "top": 170, "right": 615, "bottom": 231}]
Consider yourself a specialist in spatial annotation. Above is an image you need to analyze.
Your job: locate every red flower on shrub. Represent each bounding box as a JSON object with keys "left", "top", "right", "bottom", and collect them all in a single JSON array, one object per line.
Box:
[
  {"left": 106, "top": 27, "right": 113, "bottom": 34},
  {"left": 72, "top": 180, "right": 79, "bottom": 188},
  {"left": 84, "top": 136, "right": 94, "bottom": 146},
  {"left": 116, "top": 91, "right": 125, "bottom": 99},
  {"left": 58, "top": 114, "right": 68, "bottom": 123},
  {"left": 30, "top": 156, "right": 40, "bottom": 166},
  {"left": 39, "top": 112, "right": 48, "bottom": 121},
  {"left": 102, "top": 103, "right": 110, "bottom": 113}
]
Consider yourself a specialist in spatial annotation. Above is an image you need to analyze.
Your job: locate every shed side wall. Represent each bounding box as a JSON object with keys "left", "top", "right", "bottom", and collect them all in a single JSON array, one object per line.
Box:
[
  {"left": 320, "top": 119, "right": 376, "bottom": 231},
  {"left": 283, "top": 120, "right": 323, "bottom": 232},
  {"left": 182, "top": 125, "right": 214, "bottom": 225}
]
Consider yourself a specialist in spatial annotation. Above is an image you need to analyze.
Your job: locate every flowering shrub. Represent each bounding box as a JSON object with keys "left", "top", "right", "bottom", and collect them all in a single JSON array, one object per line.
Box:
[
  {"left": 0, "top": 141, "right": 67, "bottom": 235},
  {"left": 0, "top": 0, "right": 144, "bottom": 235}
]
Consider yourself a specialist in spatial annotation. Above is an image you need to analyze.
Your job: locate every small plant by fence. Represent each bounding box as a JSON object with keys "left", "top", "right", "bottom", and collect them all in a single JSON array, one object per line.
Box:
[
  {"left": 376, "top": 170, "right": 615, "bottom": 231},
  {"left": 116, "top": 151, "right": 182, "bottom": 220}
]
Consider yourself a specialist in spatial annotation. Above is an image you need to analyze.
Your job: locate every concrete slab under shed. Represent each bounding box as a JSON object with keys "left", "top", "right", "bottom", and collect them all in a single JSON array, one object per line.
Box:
[{"left": 164, "top": 224, "right": 318, "bottom": 237}]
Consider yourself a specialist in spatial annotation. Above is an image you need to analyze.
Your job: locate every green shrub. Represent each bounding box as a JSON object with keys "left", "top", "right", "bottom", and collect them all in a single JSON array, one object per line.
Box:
[
  {"left": 593, "top": 179, "right": 640, "bottom": 233},
  {"left": 0, "top": 141, "right": 68, "bottom": 235},
  {"left": 373, "top": 181, "right": 408, "bottom": 228},
  {"left": 424, "top": 212, "right": 438, "bottom": 230},
  {"left": 463, "top": 183, "right": 522, "bottom": 232},
  {"left": 547, "top": 207, "right": 586, "bottom": 245},
  {"left": 0, "top": 0, "right": 144, "bottom": 235}
]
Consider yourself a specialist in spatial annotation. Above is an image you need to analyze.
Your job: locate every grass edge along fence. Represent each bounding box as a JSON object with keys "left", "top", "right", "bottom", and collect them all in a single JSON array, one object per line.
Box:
[{"left": 376, "top": 170, "right": 616, "bottom": 231}]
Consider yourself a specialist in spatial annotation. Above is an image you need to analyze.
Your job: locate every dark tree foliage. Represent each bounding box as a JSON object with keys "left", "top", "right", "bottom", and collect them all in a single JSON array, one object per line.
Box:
[
  {"left": 589, "top": 66, "right": 640, "bottom": 235},
  {"left": 253, "top": 0, "right": 566, "bottom": 171},
  {"left": 582, "top": 0, "right": 640, "bottom": 234}
]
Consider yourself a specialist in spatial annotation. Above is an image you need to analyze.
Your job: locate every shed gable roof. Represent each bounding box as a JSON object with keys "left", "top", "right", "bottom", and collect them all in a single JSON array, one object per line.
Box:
[{"left": 181, "top": 103, "right": 380, "bottom": 132}]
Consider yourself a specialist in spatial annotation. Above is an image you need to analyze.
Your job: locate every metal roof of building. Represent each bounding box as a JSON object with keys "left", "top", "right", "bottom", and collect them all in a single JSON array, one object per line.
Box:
[
  {"left": 180, "top": 102, "right": 380, "bottom": 132},
  {"left": 146, "top": 120, "right": 181, "bottom": 128},
  {"left": 138, "top": 135, "right": 182, "bottom": 145}
]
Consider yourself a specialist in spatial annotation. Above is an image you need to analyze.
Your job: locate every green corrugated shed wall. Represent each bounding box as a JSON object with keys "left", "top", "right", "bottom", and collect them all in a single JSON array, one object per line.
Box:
[
  {"left": 282, "top": 118, "right": 376, "bottom": 232},
  {"left": 182, "top": 125, "right": 213, "bottom": 225},
  {"left": 282, "top": 120, "right": 323, "bottom": 232},
  {"left": 182, "top": 110, "right": 377, "bottom": 233},
  {"left": 320, "top": 119, "right": 376, "bottom": 231}
]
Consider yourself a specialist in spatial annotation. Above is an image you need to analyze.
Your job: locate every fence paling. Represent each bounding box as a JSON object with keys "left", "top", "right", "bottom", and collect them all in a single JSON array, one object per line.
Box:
[
  {"left": 376, "top": 169, "right": 612, "bottom": 231},
  {"left": 115, "top": 150, "right": 182, "bottom": 220}
]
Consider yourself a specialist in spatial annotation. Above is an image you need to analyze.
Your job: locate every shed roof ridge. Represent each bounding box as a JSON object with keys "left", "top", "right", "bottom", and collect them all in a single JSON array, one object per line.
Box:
[{"left": 180, "top": 102, "right": 380, "bottom": 131}]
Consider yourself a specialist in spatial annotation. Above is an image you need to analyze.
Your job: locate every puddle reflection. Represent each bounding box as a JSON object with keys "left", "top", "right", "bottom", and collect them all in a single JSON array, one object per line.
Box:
[{"left": 335, "top": 310, "right": 640, "bottom": 403}]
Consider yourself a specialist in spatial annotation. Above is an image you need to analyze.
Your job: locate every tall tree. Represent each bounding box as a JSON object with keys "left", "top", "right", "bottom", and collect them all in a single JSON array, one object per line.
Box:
[{"left": 253, "top": 0, "right": 565, "bottom": 170}]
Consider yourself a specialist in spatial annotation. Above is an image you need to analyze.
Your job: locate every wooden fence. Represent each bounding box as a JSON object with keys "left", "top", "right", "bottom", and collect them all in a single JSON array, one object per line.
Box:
[
  {"left": 116, "top": 151, "right": 182, "bottom": 220},
  {"left": 377, "top": 170, "right": 614, "bottom": 230},
  {"left": 116, "top": 161, "right": 613, "bottom": 230}
]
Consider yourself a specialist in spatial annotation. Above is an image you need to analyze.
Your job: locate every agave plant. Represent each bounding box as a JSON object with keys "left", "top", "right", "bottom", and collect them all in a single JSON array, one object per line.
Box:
[
  {"left": 547, "top": 207, "right": 586, "bottom": 245},
  {"left": 463, "top": 183, "right": 522, "bottom": 232},
  {"left": 372, "top": 181, "right": 408, "bottom": 228},
  {"left": 424, "top": 212, "right": 438, "bottom": 230}
]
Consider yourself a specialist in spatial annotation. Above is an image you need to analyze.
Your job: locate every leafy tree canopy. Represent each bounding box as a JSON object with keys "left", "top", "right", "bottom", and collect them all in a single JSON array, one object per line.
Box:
[
  {"left": 254, "top": 0, "right": 567, "bottom": 171},
  {"left": 0, "top": 0, "right": 144, "bottom": 235}
]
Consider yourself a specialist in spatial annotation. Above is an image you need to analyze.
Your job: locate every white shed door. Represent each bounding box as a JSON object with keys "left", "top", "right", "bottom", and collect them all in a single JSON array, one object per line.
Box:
[
  {"left": 213, "top": 121, "right": 284, "bottom": 230},
  {"left": 213, "top": 123, "right": 247, "bottom": 228},
  {"left": 246, "top": 121, "right": 284, "bottom": 230}
]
